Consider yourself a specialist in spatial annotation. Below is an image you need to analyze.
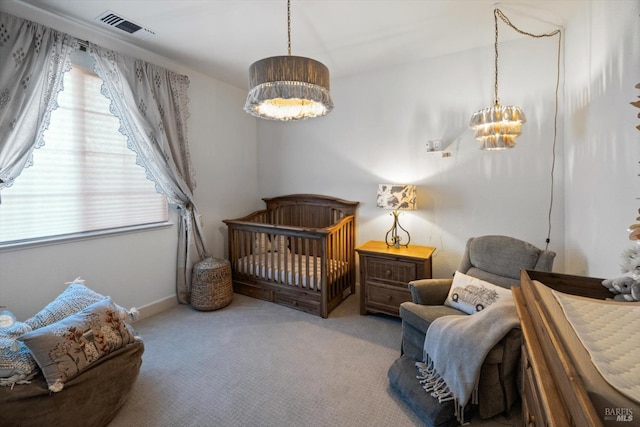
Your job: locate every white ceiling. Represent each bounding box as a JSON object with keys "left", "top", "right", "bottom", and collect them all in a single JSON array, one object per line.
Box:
[{"left": 12, "top": 0, "right": 580, "bottom": 90}]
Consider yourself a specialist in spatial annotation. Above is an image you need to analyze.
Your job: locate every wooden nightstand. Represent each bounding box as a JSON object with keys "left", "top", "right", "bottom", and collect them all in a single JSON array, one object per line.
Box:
[{"left": 356, "top": 240, "right": 435, "bottom": 317}]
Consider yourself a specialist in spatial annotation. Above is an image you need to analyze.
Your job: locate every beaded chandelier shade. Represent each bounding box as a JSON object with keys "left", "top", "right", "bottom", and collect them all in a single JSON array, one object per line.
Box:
[
  {"left": 470, "top": 9, "right": 561, "bottom": 151},
  {"left": 470, "top": 9, "right": 526, "bottom": 150},
  {"left": 244, "top": 0, "right": 333, "bottom": 121}
]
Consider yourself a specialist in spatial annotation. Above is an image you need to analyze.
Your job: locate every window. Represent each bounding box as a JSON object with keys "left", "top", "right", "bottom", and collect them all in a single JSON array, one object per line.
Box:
[{"left": 0, "top": 55, "right": 168, "bottom": 244}]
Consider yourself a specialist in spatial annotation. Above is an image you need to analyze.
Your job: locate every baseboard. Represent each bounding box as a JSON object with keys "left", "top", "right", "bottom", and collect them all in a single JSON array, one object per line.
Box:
[{"left": 136, "top": 295, "right": 178, "bottom": 320}]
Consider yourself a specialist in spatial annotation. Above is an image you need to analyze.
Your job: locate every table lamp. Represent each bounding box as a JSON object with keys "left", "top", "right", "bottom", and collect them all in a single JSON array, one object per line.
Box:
[{"left": 376, "top": 184, "right": 416, "bottom": 248}]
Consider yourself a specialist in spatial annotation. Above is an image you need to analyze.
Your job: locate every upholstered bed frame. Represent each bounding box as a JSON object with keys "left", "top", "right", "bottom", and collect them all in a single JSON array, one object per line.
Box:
[{"left": 223, "top": 194, "right": 358, "bottom": 318}]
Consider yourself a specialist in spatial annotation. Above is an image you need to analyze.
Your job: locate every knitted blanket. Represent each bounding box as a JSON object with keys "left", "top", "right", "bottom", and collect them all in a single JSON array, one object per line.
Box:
[{"left": 417, "top": 297, "right": 520, "bottom": 423}]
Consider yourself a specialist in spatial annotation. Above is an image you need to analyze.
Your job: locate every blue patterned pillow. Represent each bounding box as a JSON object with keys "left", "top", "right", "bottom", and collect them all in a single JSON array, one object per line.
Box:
[
  {"left": 0, "top": 337, "right": 38, "bottom": 386},
  {"left": 18, "top": 298, "right": 138, "bottom": 392},
  {"left": 25, "top": 279, "right": 130, "bottom": 330},
  {"left": 0, "top": 321, "right": 38, "bottom": 386}
]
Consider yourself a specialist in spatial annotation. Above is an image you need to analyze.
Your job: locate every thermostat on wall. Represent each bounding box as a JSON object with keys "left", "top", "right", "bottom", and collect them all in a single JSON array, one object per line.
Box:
[{"left": 426, "top": 140, "right": 443, "bottom": 152}]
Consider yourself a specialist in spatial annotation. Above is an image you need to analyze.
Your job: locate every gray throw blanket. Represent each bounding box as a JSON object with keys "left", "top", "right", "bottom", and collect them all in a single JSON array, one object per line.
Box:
[{"left": 417, "top": 297, "right": 520, "bottom": 423}]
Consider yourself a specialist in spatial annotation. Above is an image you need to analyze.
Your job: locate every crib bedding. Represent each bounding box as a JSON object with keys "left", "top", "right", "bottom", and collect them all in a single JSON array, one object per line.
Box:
[
  {"left": 235, "top": 254, "right": 348, "bottom": 290},
  {"left": 532, "top": 280, "right": 640, "bottom": 419}
]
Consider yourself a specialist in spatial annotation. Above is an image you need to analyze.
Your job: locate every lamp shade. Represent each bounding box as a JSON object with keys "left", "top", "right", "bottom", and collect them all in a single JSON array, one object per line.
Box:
[
  {"left": 244, "top": 56, "right": 333, "bottom": 121},
  {"left": 376, "top": 184, "right": 417, "bottom": 210},
  {"left": 244, "top": 0, "right": 333, "bottom": 121}
]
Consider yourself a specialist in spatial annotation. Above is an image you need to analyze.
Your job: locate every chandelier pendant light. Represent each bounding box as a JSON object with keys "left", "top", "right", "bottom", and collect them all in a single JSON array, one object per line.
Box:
[
  {"left": 244, "top": 0, "right": 333, "bottom": 121},
  {"left": 470, "top": 8, "right": 526, "bottom": 150}
]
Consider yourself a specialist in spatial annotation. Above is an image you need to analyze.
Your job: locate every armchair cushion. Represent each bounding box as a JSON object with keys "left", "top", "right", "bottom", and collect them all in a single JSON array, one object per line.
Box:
[
  {"left": 468, "top": 236, "right": 540, "bottom": 277},
  {"left": 400, "top": 303, "right": 463, "bottom": 336},
  {"left": 458, "top": 236, "right": 556, "bottom": 288},
  {"left": 408, "top": 278, "right": 453, "bottom": 305}
]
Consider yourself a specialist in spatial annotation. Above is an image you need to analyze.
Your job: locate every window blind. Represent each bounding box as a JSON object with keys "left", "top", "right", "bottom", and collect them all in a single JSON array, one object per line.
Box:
[{"left": 0, "top": 63, "right": 168, "bottom": 244}]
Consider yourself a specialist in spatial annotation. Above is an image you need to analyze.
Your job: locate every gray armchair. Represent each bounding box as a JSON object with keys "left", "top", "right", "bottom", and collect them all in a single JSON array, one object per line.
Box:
[{"left": 393, "top": 235, "right": 555, "bottom": 421}]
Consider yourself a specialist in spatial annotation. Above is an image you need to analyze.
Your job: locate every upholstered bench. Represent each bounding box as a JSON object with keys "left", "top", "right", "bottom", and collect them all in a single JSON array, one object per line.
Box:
[
  {"left": 0, "top": 280, "right": 143, "bottom": 427},
  {"left": 0, "top": 340, "right": 143, "bottom": 427}
]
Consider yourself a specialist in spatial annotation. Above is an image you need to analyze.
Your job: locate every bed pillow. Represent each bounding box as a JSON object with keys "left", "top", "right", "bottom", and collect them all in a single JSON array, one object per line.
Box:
[
  {"left": 254, "top": 234, "right": 290, "bottom": 255},
  {"left": 445, "top": 271, "right": 512, "bottom": 314},
  {"left": 254, "top": 233, "right": 271, "bottom": 253},
  {"left": 25, "top": 279, "right": 129, "bottom": 330},
  {"left": 18, "top": 297, "right": 137, "bottom": 392},
  {"left": 271, "top": 235, "right": 291, "bottom": 255},
  {"left": 0, "top": 320, "right": 32, "bottom": 339}
]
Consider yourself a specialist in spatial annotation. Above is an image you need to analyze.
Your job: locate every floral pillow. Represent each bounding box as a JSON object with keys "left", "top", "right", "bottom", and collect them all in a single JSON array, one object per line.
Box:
[
  {"left": 17, "top": 297, "right": 138, "bottom": 392},
  {"left": 445, "top": 271, "right": 512, "bottom": 314}
]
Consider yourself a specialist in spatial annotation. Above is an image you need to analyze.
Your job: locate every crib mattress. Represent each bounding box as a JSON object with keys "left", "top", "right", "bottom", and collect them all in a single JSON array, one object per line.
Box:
[
  {"left": 235, "top": 254, "right": 348, "bottom": 290},
  {"left": 532, "top": 280, "right": 640, "bottom": 423}
]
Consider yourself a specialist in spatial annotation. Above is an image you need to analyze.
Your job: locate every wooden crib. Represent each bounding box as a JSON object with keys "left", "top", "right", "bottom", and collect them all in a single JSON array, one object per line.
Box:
[{"left": 223, "top": 194, "right": 359, "bottom": 318}]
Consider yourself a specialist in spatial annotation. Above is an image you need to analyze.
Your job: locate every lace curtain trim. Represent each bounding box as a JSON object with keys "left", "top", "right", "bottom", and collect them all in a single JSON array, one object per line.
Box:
[{"left": 0, "top": 11, "right": 78, "bottom": 188}]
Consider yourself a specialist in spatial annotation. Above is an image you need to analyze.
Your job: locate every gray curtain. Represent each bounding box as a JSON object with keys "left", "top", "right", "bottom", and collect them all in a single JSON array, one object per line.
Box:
[
  {"left": 89, "top": 44, "right": 210, "bottom": 303},
  {"left": 0, "top": 11, "right": 77, "bottom": 189},
  {"left": 0, "top": 10, "right": 209, "bottom": 303}
]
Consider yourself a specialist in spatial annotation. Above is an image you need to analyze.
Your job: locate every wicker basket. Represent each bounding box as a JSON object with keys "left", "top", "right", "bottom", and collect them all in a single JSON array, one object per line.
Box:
[{"left": 190, "top": 257, "right": 233, "bottom": 311}]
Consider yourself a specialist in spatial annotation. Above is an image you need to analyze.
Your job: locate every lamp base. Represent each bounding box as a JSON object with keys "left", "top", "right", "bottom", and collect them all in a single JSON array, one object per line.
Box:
[{"left": 384, "top": 211, "right": 411, "bottom": 249}]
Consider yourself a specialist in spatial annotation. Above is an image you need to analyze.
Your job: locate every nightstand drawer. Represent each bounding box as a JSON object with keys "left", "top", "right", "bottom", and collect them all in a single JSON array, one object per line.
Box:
[
  {"left": 356, "top": 241, "right": 435, "bottom": 317},
  {"left": 365, "top": 258, "right": 417, "bottom": 285},
  {"left": 366, "top": 282, "right": 411, "bottom": 314}
]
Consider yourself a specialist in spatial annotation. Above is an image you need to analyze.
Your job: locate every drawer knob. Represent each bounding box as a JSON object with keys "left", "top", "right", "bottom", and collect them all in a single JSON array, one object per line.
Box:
[
  {"left": 528, "top": 414, "right": 535, "bottom": 424},
  {"left": 385, "top": 269, "right": 392, "bottom": 277}
]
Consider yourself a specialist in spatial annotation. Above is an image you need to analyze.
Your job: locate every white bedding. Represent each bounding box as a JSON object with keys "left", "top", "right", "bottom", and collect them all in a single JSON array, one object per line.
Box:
[{"left": 236, "top": 253, "right": 347, "bottom": 290}]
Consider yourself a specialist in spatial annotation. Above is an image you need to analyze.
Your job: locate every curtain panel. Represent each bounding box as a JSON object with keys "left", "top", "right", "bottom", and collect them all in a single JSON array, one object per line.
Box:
[
  {"left": 89, "top": 44, "right": 210, "bottom": 303},
  {"left": 0, "top": 11, "right": 77, "bottom": 189},
  {"left": 0, "top": 11, "right": 209, "bottom": 303}
]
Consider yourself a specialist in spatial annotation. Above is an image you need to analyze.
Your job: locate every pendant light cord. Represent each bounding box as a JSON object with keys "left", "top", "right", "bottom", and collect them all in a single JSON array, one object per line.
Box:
[
  {"left": 494, "top": 8, "right": 562, "bottom": 251},
  {"left": 493, "top": 10, "right": 499, "bottom": 105},
  {"left": 287, "top": 0, "right": 292, "bottom": 56}
]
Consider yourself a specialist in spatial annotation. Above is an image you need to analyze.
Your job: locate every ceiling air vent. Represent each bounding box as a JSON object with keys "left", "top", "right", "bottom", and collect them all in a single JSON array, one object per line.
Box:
[{"left": 95, "top": 11, "right": 155, "bottom": 40}]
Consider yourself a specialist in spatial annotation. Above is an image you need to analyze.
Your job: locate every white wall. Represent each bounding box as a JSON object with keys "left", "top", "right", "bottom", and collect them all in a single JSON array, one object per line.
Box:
[
  {"left": 563, "top": 0, "right": 640, "bottom": 278},
  {"left": 2, "top": 0, "right": 637, "bottom": 320},
  {"left": 257, "top": 28, "right": 565, "bottom": 278},
  {"left": 0, "top": 2, "right": 258, "bottom": 320},
  {"left": 256, "top": 0, "right": 639, "bottom": 281}
]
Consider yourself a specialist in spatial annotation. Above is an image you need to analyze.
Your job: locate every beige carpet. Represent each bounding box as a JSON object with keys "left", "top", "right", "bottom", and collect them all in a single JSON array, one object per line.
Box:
[{"left": 109, "top": 291, "right": 521, "bottom": 426}]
